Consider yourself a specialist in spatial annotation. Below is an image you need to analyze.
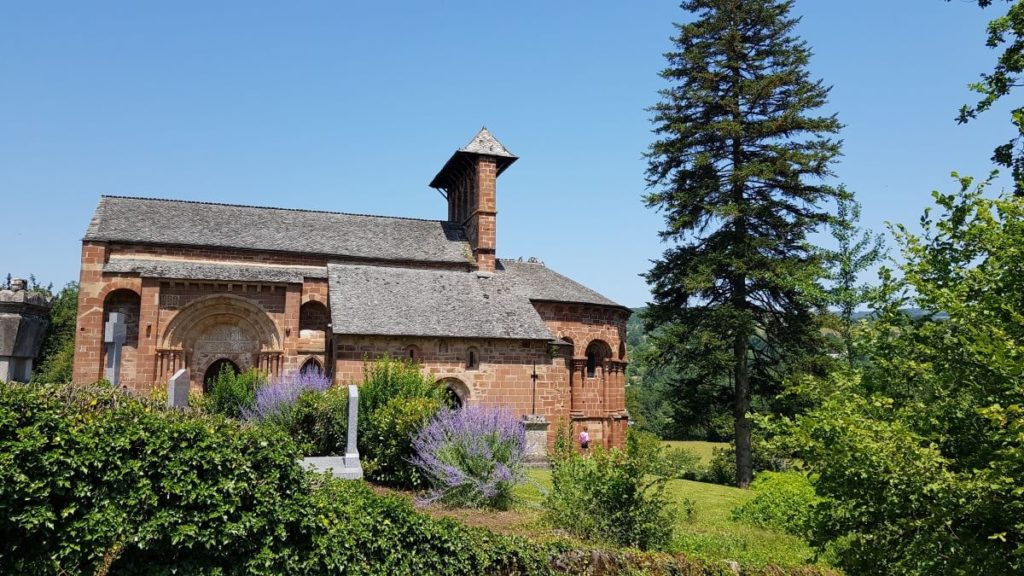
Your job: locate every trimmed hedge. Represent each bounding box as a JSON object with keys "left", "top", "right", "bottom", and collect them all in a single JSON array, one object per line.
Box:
[{"left": 0, "top": 382, "right": 837, "bottom": 576}]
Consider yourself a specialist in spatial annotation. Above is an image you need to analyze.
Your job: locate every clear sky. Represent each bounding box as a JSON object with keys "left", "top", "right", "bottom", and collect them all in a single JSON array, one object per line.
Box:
[{"left": 1, "top": 1, "right": 1014, "bottom": 307}]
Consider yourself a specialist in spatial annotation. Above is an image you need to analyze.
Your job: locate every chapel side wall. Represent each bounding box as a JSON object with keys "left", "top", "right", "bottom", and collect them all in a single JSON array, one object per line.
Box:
[
  {"left": 333, "top": 336, "right": 571, "bottom": 444},
  {"left": 533, "top": 301, "right": 630, "bottom": 449}
]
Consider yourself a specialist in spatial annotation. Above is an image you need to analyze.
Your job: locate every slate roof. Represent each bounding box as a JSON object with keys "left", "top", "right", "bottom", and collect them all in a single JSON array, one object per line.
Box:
[
  {"left": 85, "top": 196, "right": 471, "bottom": 264},
  {"left": 328, "top": 263, "right": 554, "bottom": 339},
  {"left": 460, "top": 127, "right": 517, "bottom": 158},
  {"left": 104, "top": 258, "right": 327, "bottom": 283},
  {"left": 429, "top": 128, "right": 518, "bottom": 189},
  {"left": 494, "top": 260, "right": 622, "bottom": 308},
  {"left": 327, "top": 260, "right": 625, "bottom": 339}
]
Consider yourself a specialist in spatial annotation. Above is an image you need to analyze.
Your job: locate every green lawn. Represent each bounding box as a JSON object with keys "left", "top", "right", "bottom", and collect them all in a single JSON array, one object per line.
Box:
[
  {"left": 661, "top": 440, "right": 728, "bottom": 463},
  {"left": 510, "top": 468, "right": 821, "bottom": 568},
  {"left": 417, "top": 441, "right": 822, "bottom": 569}
]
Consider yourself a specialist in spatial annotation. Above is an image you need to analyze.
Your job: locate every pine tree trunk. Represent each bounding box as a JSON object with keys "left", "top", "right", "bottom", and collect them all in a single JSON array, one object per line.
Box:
[{"left": 734, "top": 328, "right": 753, "bottom": 488}]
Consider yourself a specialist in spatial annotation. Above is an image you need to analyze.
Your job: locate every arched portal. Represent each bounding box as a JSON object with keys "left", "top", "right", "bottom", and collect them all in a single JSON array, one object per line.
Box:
[{"left": 161, "top": 295, "right": 282, "bottom": 388}]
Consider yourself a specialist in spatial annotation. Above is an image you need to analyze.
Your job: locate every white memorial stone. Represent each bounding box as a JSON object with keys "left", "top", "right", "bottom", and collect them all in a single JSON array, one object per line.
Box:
[
  {"left": 167, "top": 368, "right": 189, "bottom": 409},
  {"left": 301, "top": 384, "right": 363, "bottom": 479}
]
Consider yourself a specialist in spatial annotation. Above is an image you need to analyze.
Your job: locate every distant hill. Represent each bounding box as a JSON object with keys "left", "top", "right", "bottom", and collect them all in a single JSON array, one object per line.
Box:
[{"left": 851, "top": 308, "right": 949, "bottom": 321}]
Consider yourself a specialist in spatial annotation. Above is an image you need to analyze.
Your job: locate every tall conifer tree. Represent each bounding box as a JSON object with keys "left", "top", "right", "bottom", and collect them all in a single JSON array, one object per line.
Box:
[{"left": 644, "top": 0, "right": 841, "bottom": 486}]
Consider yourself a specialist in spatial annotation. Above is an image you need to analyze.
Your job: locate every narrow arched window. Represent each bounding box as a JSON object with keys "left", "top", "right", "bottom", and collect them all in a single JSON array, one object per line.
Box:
[
  {"left": 585, "top": 340, "right": 611, "bottom": 379},
  {"left": 466, "top": 347, "right": 479, "bottom": 370}
]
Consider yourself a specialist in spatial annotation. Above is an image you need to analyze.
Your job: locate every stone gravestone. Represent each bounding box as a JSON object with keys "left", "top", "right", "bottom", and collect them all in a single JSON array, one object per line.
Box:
[
  {"left": 522, "top": 414, "right": 550, "bottom": 464},
  {"left": 104, "top": 312, "right": 127, "bottom": 387},
  {"left": 301, "top": 384, "right": 363, "bottom": 479},
  {"left": 167, "top": 368, "right": 189, "bottom": 409}
]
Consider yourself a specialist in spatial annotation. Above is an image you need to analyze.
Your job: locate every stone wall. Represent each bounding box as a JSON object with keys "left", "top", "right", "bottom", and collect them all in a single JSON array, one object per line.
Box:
[
  {"left": 0, "top": 278, "right": 52, "bottom": 382},
  {"left": 73, "top": 240, "right": 630, "bottom": 449}
]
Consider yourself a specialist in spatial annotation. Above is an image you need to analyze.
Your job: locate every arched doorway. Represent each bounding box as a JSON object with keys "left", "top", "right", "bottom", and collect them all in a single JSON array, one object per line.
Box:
[
  {"left": 204, "top": 358, "right": 240, "bottom": 391},
  {"left": 102, "top": 288, "right": 141, "bottom": 386},
  {"left": 440, "top": 377, "right": 470, "bottom": 408},
  {"left": 300, "top": 357, "right": 324, "bottom": 376},
  {"left": 160, "top": 295, "right": 282, "bottom": 389}
]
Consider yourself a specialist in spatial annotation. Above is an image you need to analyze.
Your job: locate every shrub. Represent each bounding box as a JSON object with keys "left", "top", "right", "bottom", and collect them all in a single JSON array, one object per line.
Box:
[
  {"left": 652, "top": 446, "right": 704, "bottom": 480},
  {"left": 243, "top": 370, "right": 331, "bottom": 423},
  {"left": 296, "top": 476, "right": 553, "bottom": 575},
  {"left": 545, "top": 428, "right": 674, "bottom": 551},
  {"left": 731, "top": 472, "right": 819, "bottom": 536},
  {"left": 205, "top": 366, "right": 263, "bottom": 418},
  {"left": 285, "top": 385, "right": 350, "bottom": 456},
  {"left": 412, "top": 407, "right": 526, "bottom": 509},
  {"left": 357, "top": 356, "right": 445, "bottom": 488},
  {"left": 700, "top": 443, "right": 790, "bottom": 486},
  {"left": 0, "top": 380, "right": 308, "bottom": 575}
]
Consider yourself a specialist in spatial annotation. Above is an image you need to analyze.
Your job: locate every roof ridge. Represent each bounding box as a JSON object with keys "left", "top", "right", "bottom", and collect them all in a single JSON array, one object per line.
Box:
[{"left": 99, "top": 195, "right": 452, "bottom": 224}]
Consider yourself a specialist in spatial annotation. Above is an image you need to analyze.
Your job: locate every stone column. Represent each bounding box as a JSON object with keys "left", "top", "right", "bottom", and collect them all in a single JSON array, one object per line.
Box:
[{"left": 570, "top": 357, "right": 586, "bottom": 416}]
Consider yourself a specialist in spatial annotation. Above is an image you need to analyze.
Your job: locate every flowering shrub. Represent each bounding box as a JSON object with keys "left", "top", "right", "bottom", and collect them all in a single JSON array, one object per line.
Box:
[
  {"left": 242, "top": 370, "right": 331, "bottom": 423},
  {"left": 411, "top": 407, "right": 526, "bottom": 510}
]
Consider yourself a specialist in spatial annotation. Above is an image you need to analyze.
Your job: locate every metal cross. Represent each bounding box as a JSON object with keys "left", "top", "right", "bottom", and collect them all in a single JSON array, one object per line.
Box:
[{"left": 530, "top": 362, "right": 539, "bottom": 415}]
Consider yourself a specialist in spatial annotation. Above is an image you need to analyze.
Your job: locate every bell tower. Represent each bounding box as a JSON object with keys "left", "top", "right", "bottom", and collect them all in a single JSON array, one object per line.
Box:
[{"left": 429, "top": 128, "right": 517, "bottom": 272}]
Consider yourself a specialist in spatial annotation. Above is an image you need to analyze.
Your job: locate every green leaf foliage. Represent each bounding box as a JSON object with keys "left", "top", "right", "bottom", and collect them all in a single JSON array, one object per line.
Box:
[
  {"left": 545, "top": 429, "right": 674, "bottom": 551},
  {"left": 32, "top": 282, "right": 78, "bottom": 384},
  {"left": 0, "top": 380, "right": 308, "bottom": 574},
  {"left": 643, "top": 0, "right": 842, "bottom": 486},
  {"left": 774, "top": 175, "right": 1024, "bottom": 574},
  {"left": 356, "top": 356, "right": 446, "bottom": 489},
  {"left": 821, "top": 192, "right": 886, "bottom": 366},
  {"left": 205, "top": 366, "right": 262, "bottom": 419},
  {"left": 952, "top": 0, "right": 1024, "bottom": 194},
  {"left": 731, "top": 472, "right": 818, "bottom": 536}
]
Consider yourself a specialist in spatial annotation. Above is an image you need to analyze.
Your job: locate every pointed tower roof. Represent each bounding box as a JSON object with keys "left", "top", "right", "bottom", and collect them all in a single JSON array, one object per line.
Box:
[
  {"left": 459, "top": 127, "right": 516, "bottom": 158},
  {"left": 429, "top": 127, "right": 518, "bottom": 190}
]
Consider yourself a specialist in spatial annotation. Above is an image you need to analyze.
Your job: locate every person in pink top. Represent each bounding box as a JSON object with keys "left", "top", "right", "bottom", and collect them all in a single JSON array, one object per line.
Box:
[{"left": 579, "top": 426, "right": 590, "bottom": 453}]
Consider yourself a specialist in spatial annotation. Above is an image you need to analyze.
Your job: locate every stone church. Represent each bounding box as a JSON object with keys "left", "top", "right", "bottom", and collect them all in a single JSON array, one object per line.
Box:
[{"left": 73, "top": 129, "right": 630, "bottom": 448}]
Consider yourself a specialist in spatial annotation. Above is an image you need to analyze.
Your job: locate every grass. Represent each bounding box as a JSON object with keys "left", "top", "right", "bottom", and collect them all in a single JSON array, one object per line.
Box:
[
  {"left": 419, "top": 467, "right": 822, "bottom": 569},
  {"left": 662, "top": 440, "right": 728, "bottom": 463}
]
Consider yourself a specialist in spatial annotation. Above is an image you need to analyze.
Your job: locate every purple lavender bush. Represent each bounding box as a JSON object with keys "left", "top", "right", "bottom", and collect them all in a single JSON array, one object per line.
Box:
[
  {"left": 411, "top": 406, "right": 526, "bottom": 510},
  {"left": 242, "top": 370, "right": 331, "bottom": 423}
]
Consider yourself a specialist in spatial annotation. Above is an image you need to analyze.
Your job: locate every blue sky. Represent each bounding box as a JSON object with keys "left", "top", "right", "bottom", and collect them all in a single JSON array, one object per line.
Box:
[{"left": 0, "top": 1, "right": 1014, "bottom": 307}]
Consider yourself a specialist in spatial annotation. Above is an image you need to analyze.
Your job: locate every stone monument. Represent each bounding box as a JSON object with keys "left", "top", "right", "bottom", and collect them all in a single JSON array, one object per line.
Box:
[
  {"left": 167, "top": 368, "right": 189, "bottom": 409},
  {"left": 301, "top": 384, "right": 363, "bottom": 479},
  {"left": 104, "top": 311, "right": 127, "bottom": 387},
  {"left": 522, "top": 414, "right": 550, "bottom": 464},
  {"left": 0, "top": 278, "right": 52, "bottom": 382}
]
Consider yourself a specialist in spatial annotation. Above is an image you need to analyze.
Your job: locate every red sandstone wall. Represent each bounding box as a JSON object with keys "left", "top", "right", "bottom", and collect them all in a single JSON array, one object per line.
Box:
[
  {"left": 534, "top": 301, "right": 631, "bottom": 448},
  {"left": 333, "top": 336, "right": 572, "bottom": 445}
]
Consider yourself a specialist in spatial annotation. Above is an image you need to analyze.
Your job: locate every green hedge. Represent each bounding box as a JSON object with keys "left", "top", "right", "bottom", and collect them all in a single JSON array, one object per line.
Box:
[{"left": 0, "top": 381, "right": 836, "bottom": 576}]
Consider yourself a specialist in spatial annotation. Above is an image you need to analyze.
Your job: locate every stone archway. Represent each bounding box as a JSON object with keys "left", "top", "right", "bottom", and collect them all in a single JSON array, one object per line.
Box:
[
  {"left": 440, "top": 377, "right": 470, "bottom": 408},
  {"left": 161, "top": 294, "right": 282, "bottom": 387}
]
